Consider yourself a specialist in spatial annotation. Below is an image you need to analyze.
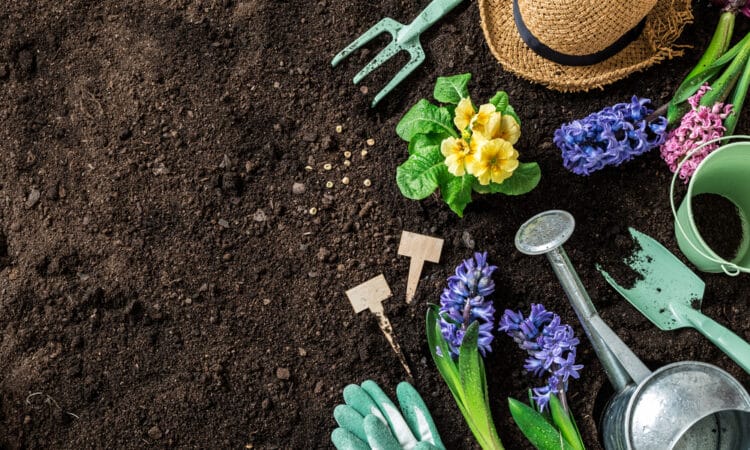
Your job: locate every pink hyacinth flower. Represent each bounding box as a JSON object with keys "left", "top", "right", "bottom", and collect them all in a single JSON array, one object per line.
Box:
[{"left": 660, "top": 85, "right": 733, "bottom": 181}]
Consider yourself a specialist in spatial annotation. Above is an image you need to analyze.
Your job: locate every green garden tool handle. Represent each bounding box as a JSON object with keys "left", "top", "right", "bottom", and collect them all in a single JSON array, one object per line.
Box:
[
  {"left": 398, "top": 0, "right": 464, "bottom": 44},
  {"left": 675, "top": 303, "right": 750, "bottom": 374}
]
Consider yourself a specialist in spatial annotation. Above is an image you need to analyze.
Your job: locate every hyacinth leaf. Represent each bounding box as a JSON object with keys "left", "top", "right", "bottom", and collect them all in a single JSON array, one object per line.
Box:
[
  {"left": 472, "top": 162, "right": 540, "bottom": 196},
  {"left": 509, "top": 398, "right": 576, "bottom": 450},
  {"left": 433, "top": 73, "right": 471, "bottom": 105},
  {"left": 426, "top": 308, "right": 492, "bottom": 449},
  {"left": 685, "top": 11, "right": 736, "bottom": 81},
  {"left": 396, "top": 99, "right": 457, "bottom": 142},
  {"left": 439, "top": 173, "right": 474, "bottom": 217},
  {"left": 549, "top": 395, "right": 585, "bottom": 450},
  {"left": 724, "top": 56, "right": 750, "bottom": 134},
  {"left": 408, "top": 133, "right": 444, "bottom": 157},
  {"left": 700, "top": 44, "right": 750, "bottom": 107},
  {"left": 489, "top": 91, "right": 509, "bottom": 113},
  {"left": 396, "top": 150, "right": 445, "bottom": 200}
]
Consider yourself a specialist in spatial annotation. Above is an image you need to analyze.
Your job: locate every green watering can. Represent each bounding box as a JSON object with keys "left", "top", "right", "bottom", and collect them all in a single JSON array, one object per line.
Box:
[
  {"left": 332, "top": 0, "right": 465, "bottom": 106},
  {"left": 599, "top": 228, "right": 750, "bottom": 375}
]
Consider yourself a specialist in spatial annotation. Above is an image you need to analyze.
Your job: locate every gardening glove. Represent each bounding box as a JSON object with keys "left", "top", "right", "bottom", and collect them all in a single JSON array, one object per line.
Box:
[{"left": 331, "top": 380, "right": 445, "bottom": 450}]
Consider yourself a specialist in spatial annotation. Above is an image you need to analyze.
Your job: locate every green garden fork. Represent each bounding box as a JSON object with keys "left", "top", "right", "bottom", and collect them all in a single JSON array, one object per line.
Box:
[{"left": 331, "top": 0, "right": 465, "bottom": 107}]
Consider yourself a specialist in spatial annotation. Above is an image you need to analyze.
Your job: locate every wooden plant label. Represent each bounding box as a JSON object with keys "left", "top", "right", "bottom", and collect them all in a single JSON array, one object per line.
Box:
[
  {"left": 345, "top": 275, "right": 412, "bottom": 378},
  {"left": 398, "top": 231, "right": 444, "bottom": 303}
]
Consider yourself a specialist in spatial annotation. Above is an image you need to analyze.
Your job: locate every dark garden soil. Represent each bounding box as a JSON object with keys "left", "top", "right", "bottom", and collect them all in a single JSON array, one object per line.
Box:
[
  {"left": 1, "top": 1, "right": 750, "bottom": 449},
  {"left": 692, "top": 193, "right": 744, "bottom": 261}
]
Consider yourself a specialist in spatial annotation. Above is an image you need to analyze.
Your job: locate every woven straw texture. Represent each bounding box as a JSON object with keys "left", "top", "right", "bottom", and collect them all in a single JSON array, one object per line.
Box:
[{"left": 479, "top": 0, "right": 693, "bottom": 92}]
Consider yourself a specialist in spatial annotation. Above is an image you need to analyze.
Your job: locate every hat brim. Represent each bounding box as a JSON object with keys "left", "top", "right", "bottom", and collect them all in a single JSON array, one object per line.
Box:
[{"left": 479, "top": 0, "right": 693, "bottom": 92}]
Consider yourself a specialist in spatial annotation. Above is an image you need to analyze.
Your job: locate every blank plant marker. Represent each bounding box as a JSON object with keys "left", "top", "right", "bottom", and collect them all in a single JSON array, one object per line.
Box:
[
  {"left": 345, "top": 274, "right": 413, "bottom": 378},
  {"left": 398, "top": 231, "right": 444, "bottom": 303}
]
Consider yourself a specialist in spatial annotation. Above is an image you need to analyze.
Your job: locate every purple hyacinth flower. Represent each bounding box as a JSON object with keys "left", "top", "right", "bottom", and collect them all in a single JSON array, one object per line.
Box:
[
  {"left": 554, "top": 96, "right": 667, "bottom": 176},
  {"left": 438, "top": 252, "right": 497, "bottom": 358}
]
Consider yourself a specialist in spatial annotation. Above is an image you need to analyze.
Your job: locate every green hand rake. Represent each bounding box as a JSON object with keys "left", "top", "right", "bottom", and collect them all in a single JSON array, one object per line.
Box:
[{"left": 331, "top": 0, "right": 464, "bottom": 107}]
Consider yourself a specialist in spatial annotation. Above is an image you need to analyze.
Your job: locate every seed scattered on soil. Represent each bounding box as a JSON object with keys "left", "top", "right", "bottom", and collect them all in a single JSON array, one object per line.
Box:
[
  {"left": 363, "top": 179, "right": 371, "bottom": 187},
  {"left": 308, "top": 207, "right": 317, "bottom": 215},
  {"left": 343, "top": 160, "right": 351, "bottom": 167},
  {"left": 323, "top": 163, "right": 332, "bottom": 171},
  {"left": 335, "top": 125, "right": 343, "bottom": 133},
  {"left": 366, "top": 138, "right": 375, "bottom": 146},
  {"left": 305, "top": 165, "right": 313, "bottom": 171},
  {"left": 341, "top": 177, "right": 350, "bottom": 185},
  {"left": 325, "top": 181, "right": 333, "bottom": 188},
  {"left": 276, "top": 367, "right": 290, "bottom": 380},
  {"left": 292, "top": 182, "right": 306, "bottom": 195},
  {"left": 343, "top": 151, "right": 351, "bottom": 158},
  {"left": 273, "top": 81, "right": 280, "bottom": 88},
  {"left": 361, "top": 150, "right": 368, "bottom": 158}
]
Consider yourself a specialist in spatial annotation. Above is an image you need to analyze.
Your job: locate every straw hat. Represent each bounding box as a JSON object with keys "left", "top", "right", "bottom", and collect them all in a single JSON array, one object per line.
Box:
[{"left": 479, "top": 0, "right": 693, "bottom": 91}]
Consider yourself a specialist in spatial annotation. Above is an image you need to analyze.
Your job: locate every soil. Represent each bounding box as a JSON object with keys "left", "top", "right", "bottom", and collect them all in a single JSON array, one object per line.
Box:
[
  {"left": 692, "top": 193, "right": 744, "bottom": 261},
  {"left": 1, "top": 1, "right": 749, "bottom": 449}
]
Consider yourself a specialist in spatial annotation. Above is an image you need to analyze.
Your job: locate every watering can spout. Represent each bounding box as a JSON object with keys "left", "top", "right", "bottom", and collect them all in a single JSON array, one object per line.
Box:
[{"left": 515, "top": 210, "right": 651, "bottom": 393}]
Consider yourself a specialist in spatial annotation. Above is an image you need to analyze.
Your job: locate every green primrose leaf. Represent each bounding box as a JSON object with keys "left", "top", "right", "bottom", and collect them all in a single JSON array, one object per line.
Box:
[
  {"left": 408, "top": 133, "right": 444, "bottom": 157},
  {"left": 397, "top": 100, "right": 457, "bottom": 142},
  {"left": 473, "top": 162, "right": 540, "bottom": 196},
  {"left": 440, "top": 173, "right": 474, "bottom": 217},
  {"left": 509, "top": 398, "right": 576, "bottom": 450},
  {"left": 549, "top": 395, "right": 585, "bottom": 450},
  {"left": 489, "top": 91, "right": 509, "bottom": 112},
  {"left": 504, "top": 104, "right": 521, "bottom": 126},
  {"left": 396, "top": 148, "right": 445, "bottom": 200},
  {"left": 433, "top": 73, "right": 472, "bottom": 105}
]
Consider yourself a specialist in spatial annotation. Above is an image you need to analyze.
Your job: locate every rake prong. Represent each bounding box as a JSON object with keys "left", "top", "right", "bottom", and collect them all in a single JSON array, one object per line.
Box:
[
  {"left": 331, "top": 18, "right": 401, "bottom": 67},
  {"left": 352, "top": 40, "right": 400, "bottom": 85},
  {"left": 371, "top": 45, "right": 425, "bottom": 107}
]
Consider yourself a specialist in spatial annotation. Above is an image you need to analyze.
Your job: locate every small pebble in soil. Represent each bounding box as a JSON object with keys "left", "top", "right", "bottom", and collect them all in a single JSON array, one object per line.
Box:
[
  {"left": 253, "top": 209, "right": 267, "bottom": 222},
  {"left": 341, "top": 177, "right": 350, "bottom": 185},
  {"left": 276, "top": 367, "right": 290, "bottom": 380},
  {"left": 361, "top": 150, "right": 368, "bottom": 158},
  {"left": 366, "top": 138, "right": 375, "bottom": 146},
  {"left": 25, "top": 188, "right": 41, "bottom": 208},
  {"left": 343, "top": 160, "right": 351, "bottom": 167},
  {"left": 335, "top": 125, "right": 343, "bottom": 133},
  {"left": 298, "top": 348, "right": 307, "bottom": 357},
  {"left": 263, "top": 299, "right": 271, "bottom": 305},
  {"left": 218, "top": 219, "right": 229, "bottom": 229},
  {"left": 363, "top": 179, "right": 371, "bottom": 187},
  {"left": 360, "top": 86, "right": 368, "bottom": 94},
  {"left": 292, "top": 182, "right": 305, "bottom": 195},
  {"left": 273, "top": 81, "right": 280, "bottom": 88},
  {"left": 314, "top": 381, "right": 324, "bottom": 394},
  {"left": 323, "top": 163, "right": 332, "bottom": 171},
  {"left": 148, "top": 425, "right": 162, "bottom": 440},
  {"left": 325, "top": 181, "right": 333, "bottom": 189},
  {"left": 343, "top": 151, "right": 351, "bottom": 159},
  {"left": 317, "top": 247, "right": 331, "bottom": 262},
  {"left": 462, "top": 231, "right": 475, "bottom": 249},
  {"left": 308, "top": 207, "right": 317, "bottom": 215}
]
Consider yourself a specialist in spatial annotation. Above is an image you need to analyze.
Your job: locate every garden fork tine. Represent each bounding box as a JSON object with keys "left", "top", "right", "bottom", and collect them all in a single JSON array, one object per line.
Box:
[{"left": 331, "top": 0, "right": 464, "bottom": 107}]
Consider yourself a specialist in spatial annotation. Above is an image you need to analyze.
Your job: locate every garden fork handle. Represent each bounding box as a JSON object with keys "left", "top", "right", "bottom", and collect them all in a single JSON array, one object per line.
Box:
[{"left": 398, "top": 0, "right": 465, "bottom": 44}]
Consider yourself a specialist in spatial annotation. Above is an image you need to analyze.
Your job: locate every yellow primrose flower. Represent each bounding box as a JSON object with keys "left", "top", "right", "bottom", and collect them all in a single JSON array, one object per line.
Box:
[
  {"left": 472, "top": 109, "right": 502, "bottom": 143},
  {"left": 466, "top": 139, "right": 519, "bottom": 185},
  {"left": 441, "top": 136, "right": 475, "bottom": 176},
  {"left": 454, "top": 97, "right": 475, "bottom": 132},
  {"left": 498, "top": 114, "right": 521, "bottom": 145}
]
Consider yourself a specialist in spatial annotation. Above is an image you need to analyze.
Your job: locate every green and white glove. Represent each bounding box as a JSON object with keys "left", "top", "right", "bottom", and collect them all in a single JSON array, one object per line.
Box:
[{"left": 331, "top": 380, "right": 445, "bottom": 450}]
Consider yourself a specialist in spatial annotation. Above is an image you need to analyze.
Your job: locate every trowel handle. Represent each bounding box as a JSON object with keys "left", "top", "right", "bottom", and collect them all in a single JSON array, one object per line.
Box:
[{"left": 680, "top": 305, "right": 750, "bottom": 374}]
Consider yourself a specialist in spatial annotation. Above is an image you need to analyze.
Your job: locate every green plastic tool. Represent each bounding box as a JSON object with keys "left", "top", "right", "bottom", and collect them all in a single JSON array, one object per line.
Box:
[
  {"left": 331, "top": 0, "right": 464, "bottom": 107},
  {"left": 598, "top": 228, "right": 750, "bottom": 375}
]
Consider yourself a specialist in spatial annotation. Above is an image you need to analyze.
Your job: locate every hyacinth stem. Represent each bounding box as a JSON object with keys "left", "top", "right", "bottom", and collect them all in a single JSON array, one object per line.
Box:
[
  {"left": 559, "top": 388, "right": 570, "bottom": 415},
  {"left": 701, "top": 32, "right": 750, "bottom": 107},
  {"left": 462, "top": 298, "right": 472, "bottom": 330},
  {"left": 686, "top": 11, "right": 736, "bottom": 80},
  {"left": 724, "top": 51, "right": 750, "bottom": 134}
]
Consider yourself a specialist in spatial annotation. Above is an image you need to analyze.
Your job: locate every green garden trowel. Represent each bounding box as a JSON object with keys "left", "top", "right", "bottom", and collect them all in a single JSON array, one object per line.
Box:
[{"left": 598, "top": 228, "right": 750, "bottom": 374}]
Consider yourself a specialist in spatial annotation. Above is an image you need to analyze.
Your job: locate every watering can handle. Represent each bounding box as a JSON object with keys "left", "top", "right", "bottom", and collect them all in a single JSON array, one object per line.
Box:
[
  {"left": 675, "top": 304, "right": 750, "bottom": 375},
  {"left": 398, "top": 0, "right": 465, "bottom": 43},
  {"left": 669, "top": 134, "right": 750, "bottom": 276}
]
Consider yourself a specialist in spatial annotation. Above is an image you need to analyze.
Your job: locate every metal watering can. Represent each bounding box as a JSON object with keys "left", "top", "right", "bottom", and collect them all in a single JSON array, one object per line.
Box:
[{"left": 515, "top": 210, "right": 750, "bottom": 450}]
